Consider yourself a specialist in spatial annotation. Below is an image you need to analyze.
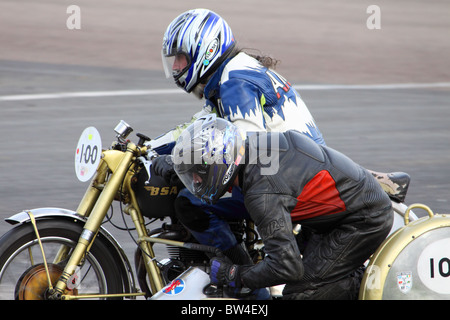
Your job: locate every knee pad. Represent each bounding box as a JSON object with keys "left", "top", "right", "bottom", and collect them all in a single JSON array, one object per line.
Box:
[{"left": 174, "top": 196, "right": 210, "bottom": 232}]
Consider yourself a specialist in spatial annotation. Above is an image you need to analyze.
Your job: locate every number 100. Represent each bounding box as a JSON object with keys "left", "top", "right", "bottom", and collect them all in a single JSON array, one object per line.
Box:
[{"left": 79, "top": 144, "right": 98, "bottom": 164}]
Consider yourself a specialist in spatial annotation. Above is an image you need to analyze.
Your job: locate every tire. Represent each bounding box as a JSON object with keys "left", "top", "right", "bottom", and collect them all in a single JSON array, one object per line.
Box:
[{"left": 0, "top": 219, "right": 123, "bottom": 300}]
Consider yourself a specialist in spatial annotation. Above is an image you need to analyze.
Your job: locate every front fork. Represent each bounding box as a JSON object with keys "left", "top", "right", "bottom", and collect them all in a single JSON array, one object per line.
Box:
[
  {"left": 125, "top": 206, "right": 164, "bottom": 293},
  {"left": 45, "top": 144, "right": 161, "bottom": 299}
]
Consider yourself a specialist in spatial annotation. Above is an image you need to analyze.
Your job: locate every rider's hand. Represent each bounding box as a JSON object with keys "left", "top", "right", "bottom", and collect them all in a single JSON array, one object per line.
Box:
[
  {"left": 210, "top": 256, "right": 242, "bottom": 288},
  {"left": 152, "top": 155, "right": 177, "bottom": 185}
]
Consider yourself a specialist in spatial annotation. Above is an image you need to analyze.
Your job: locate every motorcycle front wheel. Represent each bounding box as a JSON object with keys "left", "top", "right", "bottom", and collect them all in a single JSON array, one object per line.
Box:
[{"left": 0, "top": 219, "right": 123, "bottom": 300}]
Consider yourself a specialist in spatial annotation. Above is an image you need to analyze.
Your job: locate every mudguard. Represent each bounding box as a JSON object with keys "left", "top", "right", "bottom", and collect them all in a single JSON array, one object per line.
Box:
[{"left": 5, "top": 207, "right": 137, "bottom": 296}]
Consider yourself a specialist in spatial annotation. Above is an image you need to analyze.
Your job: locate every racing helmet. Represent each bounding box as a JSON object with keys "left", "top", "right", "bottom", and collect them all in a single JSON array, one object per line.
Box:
[
  {"left": 172, "top": 115, "right": 245, "bottom": 203},
  {"left": 162, "top": 9, "right": 236, "bottom": 93}
]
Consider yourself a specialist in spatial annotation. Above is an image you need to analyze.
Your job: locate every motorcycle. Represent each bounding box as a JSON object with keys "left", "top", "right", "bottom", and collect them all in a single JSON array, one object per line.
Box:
[{"left": 0, "top": 120, "right": 448, "bottom": 300}]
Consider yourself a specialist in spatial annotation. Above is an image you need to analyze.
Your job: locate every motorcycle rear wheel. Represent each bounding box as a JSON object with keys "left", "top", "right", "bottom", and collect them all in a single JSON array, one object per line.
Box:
[{"left": 0, "top": 219, "right": 123, "bottom": 300}]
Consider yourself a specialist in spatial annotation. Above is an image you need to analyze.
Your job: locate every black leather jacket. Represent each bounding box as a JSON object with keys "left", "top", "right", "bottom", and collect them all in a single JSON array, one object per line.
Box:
[{"left": 238, "top": 130, "right": 392, "bottom": 289}]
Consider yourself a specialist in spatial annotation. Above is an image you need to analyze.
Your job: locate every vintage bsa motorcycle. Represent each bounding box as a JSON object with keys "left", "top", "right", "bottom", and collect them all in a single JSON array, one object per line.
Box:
[{"left": 0, "top": 120, "right": 449, "bottom": 300}]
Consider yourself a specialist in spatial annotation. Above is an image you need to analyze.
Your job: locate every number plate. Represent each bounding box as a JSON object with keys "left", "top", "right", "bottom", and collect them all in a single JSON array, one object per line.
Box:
[{"left": 75, "top": 127, "right": 102, "bottom": 182}]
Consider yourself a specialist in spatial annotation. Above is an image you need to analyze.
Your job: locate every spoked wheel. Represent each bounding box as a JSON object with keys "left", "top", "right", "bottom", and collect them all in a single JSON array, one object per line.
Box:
[{"left": 0, "top": 219, "right": 123, "bottom": 300}]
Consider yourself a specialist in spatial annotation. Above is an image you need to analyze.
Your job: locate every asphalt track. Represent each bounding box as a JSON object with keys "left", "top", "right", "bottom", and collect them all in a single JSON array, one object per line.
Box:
[{"left": 0, "top": 1, "right": 449, "bottom": 289}]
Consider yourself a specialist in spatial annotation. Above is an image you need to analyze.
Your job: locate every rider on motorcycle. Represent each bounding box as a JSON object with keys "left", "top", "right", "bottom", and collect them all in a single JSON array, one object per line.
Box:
[
  {"left": 171, "top": 115, "right": 394, "bottom": 300},
  {"left": 151, "top": 8, "right": 325, "bottom": 266}
]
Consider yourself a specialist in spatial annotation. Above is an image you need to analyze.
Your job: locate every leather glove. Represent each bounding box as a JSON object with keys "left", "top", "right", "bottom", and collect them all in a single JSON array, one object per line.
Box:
[
  {"left": 152, "top": 155, "right": 179, "bottom": 185},
  {"left": 210, "top": 256, "right": 242, "bottom": 288}
]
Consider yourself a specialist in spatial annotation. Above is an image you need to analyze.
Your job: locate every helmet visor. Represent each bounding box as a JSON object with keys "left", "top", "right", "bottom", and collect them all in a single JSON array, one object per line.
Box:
[
  {"left": 161, "top": 50, "right": 191, "bottom": 83},
  {"left": 175, "top": 161, "right": 210, "bottom": 196}
]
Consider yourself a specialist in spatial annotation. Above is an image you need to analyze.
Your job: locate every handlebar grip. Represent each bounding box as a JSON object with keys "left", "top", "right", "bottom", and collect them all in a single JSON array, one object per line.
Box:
[
  {"left": 136, "top": 133, "right": 151, "bottom": 146},
  {"left": 183, "top": 242, "right": 224, "bottom": 257}
]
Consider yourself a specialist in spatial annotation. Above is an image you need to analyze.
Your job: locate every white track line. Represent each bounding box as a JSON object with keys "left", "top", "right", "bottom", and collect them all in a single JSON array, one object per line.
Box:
[
  {"left": 0, "top": 89, "right": 181, "bottom": 101},
  {"left": 295, "top": 82, "right": 450, "bottom": 90},
  {"left": 1, "top": 83, "right": 449, "bottom": 101}
]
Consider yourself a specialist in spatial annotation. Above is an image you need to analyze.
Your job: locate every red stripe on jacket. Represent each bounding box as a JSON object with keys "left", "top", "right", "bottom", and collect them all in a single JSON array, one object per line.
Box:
[{"left": 291, "top": 170, "right": 346, "bottom": 221}]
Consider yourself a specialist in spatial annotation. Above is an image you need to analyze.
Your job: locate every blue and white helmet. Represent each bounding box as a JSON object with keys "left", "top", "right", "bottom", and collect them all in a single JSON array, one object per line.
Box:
[{"left": 162, "top": 9, "right": 236, "bottom": 93}]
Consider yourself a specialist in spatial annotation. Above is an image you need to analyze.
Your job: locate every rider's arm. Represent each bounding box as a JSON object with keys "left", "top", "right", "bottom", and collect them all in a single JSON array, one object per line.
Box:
[
  {"left": 239, "top": 192, "right": 304, "bottom": 289},
  {"left": 146, "top": 104, "right": 216, "bottom": 154}
]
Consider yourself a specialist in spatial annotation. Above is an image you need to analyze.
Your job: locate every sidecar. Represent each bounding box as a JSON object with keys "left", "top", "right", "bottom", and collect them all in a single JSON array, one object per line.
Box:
[{"left": 359, "top": 204, "right": 450, "bottom": 300}]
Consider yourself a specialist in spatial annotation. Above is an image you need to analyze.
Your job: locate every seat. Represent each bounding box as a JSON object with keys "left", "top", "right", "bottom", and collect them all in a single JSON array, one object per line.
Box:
[{"left": 369, "top": 170, "right": 410, "bottom": 203}]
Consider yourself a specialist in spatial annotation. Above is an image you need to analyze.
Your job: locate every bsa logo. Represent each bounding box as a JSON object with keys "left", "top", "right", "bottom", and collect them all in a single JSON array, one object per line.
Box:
[
  {"left": 397, "top": 272, "right": 412, "bottom": 294},
  {"left": 143, "top": 186, "right": 178, "bottom": 196}
]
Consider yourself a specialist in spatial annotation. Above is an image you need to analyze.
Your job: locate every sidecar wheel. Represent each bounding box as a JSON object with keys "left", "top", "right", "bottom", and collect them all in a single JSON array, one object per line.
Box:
[{"left": 0, "top": 219, "right": 123, "bottom": 300}]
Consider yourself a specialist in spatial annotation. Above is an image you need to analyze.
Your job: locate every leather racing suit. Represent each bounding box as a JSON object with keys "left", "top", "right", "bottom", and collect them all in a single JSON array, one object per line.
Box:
[{"left": 237, "top": 130, "right": 393, "bottom": 298}]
